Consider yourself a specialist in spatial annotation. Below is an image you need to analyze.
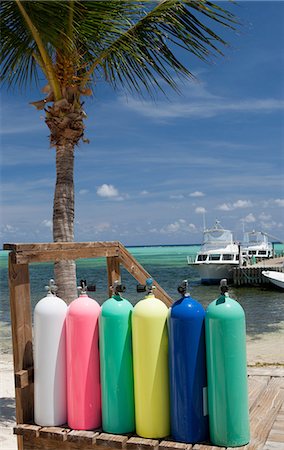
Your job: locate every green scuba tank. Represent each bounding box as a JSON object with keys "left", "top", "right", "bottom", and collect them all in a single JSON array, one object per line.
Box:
[
  {"left": 205, "top": 279, "right": 250, "bottom": 447},
  {"left": 99, "top": 281, "right": 135, "bottom": 434}
]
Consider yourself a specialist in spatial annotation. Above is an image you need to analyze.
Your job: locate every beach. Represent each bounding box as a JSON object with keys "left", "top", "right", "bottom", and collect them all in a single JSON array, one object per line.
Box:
[{"left": 1, "top": 327, "right": 284, "bottom": 450}]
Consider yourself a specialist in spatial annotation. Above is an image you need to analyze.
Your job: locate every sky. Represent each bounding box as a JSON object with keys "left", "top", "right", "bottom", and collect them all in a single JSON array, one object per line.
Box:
[{"left": 0, "top": 1, "right": 283, "bottom": 247}]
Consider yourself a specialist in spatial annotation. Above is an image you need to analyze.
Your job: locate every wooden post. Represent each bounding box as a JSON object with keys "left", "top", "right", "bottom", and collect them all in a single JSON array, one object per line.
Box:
[
  {"left": 118, "top": 244, "right": 172, "bottom": 307},
  {"left": 8, "top": 254, "right": 34, "bottom": 450},
  {"left": 106, "top": 256, "right": 121, "bottom": 297}
]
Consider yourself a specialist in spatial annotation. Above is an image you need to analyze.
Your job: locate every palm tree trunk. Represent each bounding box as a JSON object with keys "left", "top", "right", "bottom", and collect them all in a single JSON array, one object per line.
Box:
[{"left": 53, "top": 143, "right": 77, "bottom": 303}]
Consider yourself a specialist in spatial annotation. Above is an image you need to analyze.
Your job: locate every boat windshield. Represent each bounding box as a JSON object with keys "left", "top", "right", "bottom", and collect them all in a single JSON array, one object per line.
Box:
[
  {"left": 202, "top": 229, "right": 233, "bottom": 250},
  {"left": 243, "top": 231, "right": 269, "bottom": 245}
]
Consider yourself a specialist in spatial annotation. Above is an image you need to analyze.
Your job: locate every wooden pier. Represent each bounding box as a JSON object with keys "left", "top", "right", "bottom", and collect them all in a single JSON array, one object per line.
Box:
[{"left": 233, "top": 257, "right": 284, "bottom": 286}]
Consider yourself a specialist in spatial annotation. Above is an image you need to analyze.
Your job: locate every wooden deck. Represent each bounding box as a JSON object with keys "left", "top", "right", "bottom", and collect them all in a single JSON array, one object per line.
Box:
[
  {"left": 233, "top": 257, "right": 284, "bottom": 286},
  {"left": 13, "top": 366, "right": 284, "bottom": 450}
]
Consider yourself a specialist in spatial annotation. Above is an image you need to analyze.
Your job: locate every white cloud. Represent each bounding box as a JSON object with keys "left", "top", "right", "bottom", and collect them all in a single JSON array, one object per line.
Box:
[
  {"left": 274, "top": 199, "right": 284, "bottom": 207},
  {"left": 95, "top": 222, "right": 111, "bottom": 232},
  {"left": 190, "top": 191, "right": 205, "bottom": 197},
  {"left": 259, "top": 212, "right": 271, "bottom": 221},
  {"left": 140, "top": 190, "right": 149, "bottom": 195},
  {"left": 160, "top": 219, "right": 196, "bottom": 234},
  {"left": 243, "top": 213, "right": 256, "bottom": 223},
  {"left": 195, "top": 207, "right": 206, "bottom": 214},
  {"left": 79, "top": 189, "right": 89, "bottom": 195},
  {"left": 41, "top": 220, "right": 52, "bottom": 229},
  {"left": 217, "top": 203, "right": 231, "bottom": 211},
  {"left": 97, "top": 184, "right": 119, "bottom": 198},
  {"left": 2, "top": 224, "right": 17, "bottom": 233},
  {"left": 170, "top": 194, "right": 185, "bottom": 199},
  {"left": 121, "top": 90, "right": 284, "bottom": 120},
  {"left": 217, "top": 200, "right": 252, "bottom": 211}
]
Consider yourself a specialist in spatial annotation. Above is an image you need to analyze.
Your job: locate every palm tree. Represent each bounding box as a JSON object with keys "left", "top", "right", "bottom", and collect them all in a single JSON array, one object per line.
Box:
[{"left": 1, "top": 0, "right": 237, "bottom": 303}]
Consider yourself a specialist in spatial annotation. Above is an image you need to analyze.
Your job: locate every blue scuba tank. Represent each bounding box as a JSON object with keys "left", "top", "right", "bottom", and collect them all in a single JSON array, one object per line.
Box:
[{"left": 168, "top": 280, "right": 209, "bottom": 443}]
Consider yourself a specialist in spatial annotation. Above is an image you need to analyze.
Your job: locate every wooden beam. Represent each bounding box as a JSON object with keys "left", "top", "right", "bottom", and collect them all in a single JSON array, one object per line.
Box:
[
  {"left": 96, "top": 433, "right": 129, "bottom": 448},
  {"left": 15, "top": 367, "right": 34, "bottom": 389},
  {"left": 5, "top": 242, "right": 120, "bottom": 264},
  {"left": 126, "top": 437, "right": 159, "bottom": 450},
  {"left": 118, "top": 244, "right": 172, "bottom": 307},
  {"left": 106, "top": 256, "right": 121, "bottom": 297},
  {"left": 9, "top": 255, "right": 34, "bottom": 450}
]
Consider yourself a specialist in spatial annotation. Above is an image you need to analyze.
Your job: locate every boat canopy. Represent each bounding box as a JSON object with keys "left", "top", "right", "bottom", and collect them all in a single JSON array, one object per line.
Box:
[
  {"left": 202, "top": 222, "right": 234, "bottom": 251},
  {"left": 243, "top": 231, "right": 270, "bottom": 246}
]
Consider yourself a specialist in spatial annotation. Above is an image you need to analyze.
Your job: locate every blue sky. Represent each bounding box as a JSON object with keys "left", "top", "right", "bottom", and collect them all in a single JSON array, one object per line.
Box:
[{"left": 0, "top": 1, "right": 283, "bottom": 246}]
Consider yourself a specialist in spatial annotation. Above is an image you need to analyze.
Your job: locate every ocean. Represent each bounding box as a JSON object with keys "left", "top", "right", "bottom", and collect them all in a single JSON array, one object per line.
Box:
[{"left": 1, "top": 244, "right": 284, "bottom": 354}]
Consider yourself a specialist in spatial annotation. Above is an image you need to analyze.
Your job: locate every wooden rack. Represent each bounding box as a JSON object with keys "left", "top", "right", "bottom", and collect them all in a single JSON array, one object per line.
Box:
[
  {"left": 6, "top": 241, "right": 284, "bottom": 450},
  {"left": 4, "top": 241, "right": 172, "bottom": 450}
]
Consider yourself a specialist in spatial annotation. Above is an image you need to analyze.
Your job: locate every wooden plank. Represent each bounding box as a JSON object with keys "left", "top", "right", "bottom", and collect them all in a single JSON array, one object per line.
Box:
[
  {"left": 39, "top": 426, "right": 70, "bottom": 441},
  {"left": 247, "top": 367, "right": 284, "bottom": 377},
  {"left": 106, "top": 256, "right": 121, "bottom": 298},
  {"left": 96, "top": 433, "right": 129, "bottom": 448},
  {"left": 8, "top": 243, "right": 119, "bottom": 264},
  {"left": 192, "top": 445, "right": 225, "bottom": 450},
  {"left": 14, "top": 424, "right": 41, "bottom": 438},
  {"left": 4, "top": 241, "right": 120, "bottom": 252},
  {"left": 229, "top": 377, "right": 284, "bottom": 450},
  {"left": 8, "top": 255, "right": 34, "bottom": 429},
  {"left": 126, "top": 437, "right": 160, "bottom": 450},
  {"left": 248, "top": 375, "right": 270, "bottom": 410},
  {"left": 67, "top": 430, "right": 99, "bottom": 444},
  {"left": 264, "top": 397, "right": 284, "bottom": 446},
  {"left": 23, "top": 436, "right": 95, "bottom": 449},
  {"left": 263, "top": 443, "right": 284, "bottom": 450},
  {"left": 159, "top": 440, "right": 192, "bottom": 450},
  {"left": 118, "top": 244, "right": 172, "bottom": 307},
  {"left": 15, "top": 367, "right": 34, "bottom": 389}
]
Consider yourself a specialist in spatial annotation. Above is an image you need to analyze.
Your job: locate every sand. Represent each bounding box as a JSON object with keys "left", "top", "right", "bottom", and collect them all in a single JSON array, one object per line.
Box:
[{"left": 1, "top": 331, "right": 284, "bottom": 450}]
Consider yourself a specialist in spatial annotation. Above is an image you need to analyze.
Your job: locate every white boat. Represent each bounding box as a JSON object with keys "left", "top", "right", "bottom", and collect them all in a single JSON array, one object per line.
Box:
[
  {"left": 187, "top": 220, "right": 240, "bottom": 284},
  {"left": 262, "top": 270, "right": 284, "bottom": 289},
  {"left": 241, "top": 231, "right": 273, "bottom": 260}
]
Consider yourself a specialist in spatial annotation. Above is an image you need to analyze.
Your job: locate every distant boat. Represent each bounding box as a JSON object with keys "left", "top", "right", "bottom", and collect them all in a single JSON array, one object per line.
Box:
[
  {"left": 262, "top": 271, "right": 284, "bottom": 289},
  {"left": 187, "top": 220, "right": 240, "bottom": 284},
  {"left": 241, "top": 231, "right": 273, "bottom": 260}
]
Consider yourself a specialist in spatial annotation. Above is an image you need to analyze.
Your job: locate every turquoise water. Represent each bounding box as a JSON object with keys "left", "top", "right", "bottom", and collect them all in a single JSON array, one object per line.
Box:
[{"left": 1, "top": 245, "right": 284, "bottom": 353}]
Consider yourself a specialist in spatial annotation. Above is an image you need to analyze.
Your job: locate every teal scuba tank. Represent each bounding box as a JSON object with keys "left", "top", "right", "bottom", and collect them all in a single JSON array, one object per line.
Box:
[
  {"left": 99, "top": 281, "right": 135, "bottom": 434},
  {"left": 205, "top": 279, "right": 250, "bottom": 447}
]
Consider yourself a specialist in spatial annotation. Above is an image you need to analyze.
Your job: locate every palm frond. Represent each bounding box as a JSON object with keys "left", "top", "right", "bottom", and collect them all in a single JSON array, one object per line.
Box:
[
  {"left": 79, "top": 0, "right": 238, "bottom": 94},
  {"left": 0, "top": 0, "right": 239, "bottom": 97}
]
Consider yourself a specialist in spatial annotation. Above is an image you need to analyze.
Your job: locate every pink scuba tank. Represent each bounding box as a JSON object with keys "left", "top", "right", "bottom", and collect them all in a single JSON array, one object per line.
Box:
[{"left": 66, "top": 280, "right": 101, "bottom": 430}]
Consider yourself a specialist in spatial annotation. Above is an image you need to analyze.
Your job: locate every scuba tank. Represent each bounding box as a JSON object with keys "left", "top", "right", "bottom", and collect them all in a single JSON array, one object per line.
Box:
[
  {"left": 168, "top": 281, "right": 209, "bottom": 443},
  {"left": 132, "top": 278, "right": 170, "bottom": 439},
  {"left": 66, "top": 280, "right": 101, "bottom": 430},
  {"left": 99, "top": 281, "right": 135, "bottom": 434},
  {"left": 205, "top": 279, "right": 250, "bottom": 447},
  {"left": 34, "top": 280, "right": 67, "bottom": 426}
]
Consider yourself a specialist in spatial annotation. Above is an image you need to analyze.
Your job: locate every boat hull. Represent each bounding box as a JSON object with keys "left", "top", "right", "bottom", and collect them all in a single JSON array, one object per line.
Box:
[
  {"left": 195, "top": 263, "right": 238, "bottom": 284},
  {"left": 262, "top": 271, "right": 284, "bottom": 289}
]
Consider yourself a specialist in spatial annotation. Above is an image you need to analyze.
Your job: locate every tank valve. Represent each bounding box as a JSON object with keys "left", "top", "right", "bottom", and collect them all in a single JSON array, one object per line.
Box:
[
  {"left": 111, "top": 280, "right": 126, "bottom": 295},
  {"left": 137, "top": 277, "right": 155, "bottom": 294},
  {"left": 77, "top": 279, "right": 96, "bottom": 294},
  {"left": 220, "top": 279, "right": 229, "bottom": 295},
  {"left": 177, "top": 280, "right": 189, "bottom": 296},
  {"left": 45, "top": 279, "right": 58, "bottom": 295}
]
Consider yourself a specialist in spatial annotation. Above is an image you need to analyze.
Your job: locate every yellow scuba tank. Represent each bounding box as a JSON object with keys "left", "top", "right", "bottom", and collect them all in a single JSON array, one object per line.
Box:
[{"left": 132, "top": 278, "right": 170, "bottom": 438}]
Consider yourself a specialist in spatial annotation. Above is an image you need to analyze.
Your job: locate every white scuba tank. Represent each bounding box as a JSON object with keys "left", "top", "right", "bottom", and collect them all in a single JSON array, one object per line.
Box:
[{"left": 34, "top": 280, "right": 67, "bottom": 426}]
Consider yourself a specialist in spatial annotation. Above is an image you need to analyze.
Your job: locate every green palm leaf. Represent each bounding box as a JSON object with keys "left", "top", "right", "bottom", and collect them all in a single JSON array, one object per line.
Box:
[{"left": 1, "top": 0, "right": 238, "bottom": 96}]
